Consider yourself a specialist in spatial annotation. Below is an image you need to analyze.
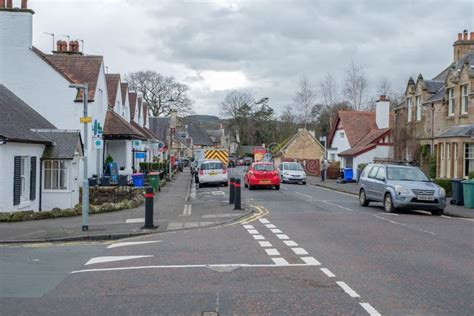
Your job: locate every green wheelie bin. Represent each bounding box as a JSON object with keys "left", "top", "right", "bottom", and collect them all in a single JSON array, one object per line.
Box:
[
  {"left": 148, "top": 172, "right": 161, "bottom": 192},
  {"left": 461, "top": 179, "right": 474, "bottom": 208}
]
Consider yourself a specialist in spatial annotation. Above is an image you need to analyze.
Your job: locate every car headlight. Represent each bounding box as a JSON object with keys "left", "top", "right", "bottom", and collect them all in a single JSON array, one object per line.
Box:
[
  {"left": 395, "top": 185, "right": 409, "bottom": 195},
  {"left": 439, "top": 187, "right": 446, "bottom": 197},
  {"left": 283, "top": 172, "right": 289, "bottom": 176}
]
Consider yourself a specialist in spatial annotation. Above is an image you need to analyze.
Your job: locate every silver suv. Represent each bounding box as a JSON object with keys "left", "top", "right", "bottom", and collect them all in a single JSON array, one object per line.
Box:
[{"left": 358, "top": 163, "right": 446, "bottom": 215}]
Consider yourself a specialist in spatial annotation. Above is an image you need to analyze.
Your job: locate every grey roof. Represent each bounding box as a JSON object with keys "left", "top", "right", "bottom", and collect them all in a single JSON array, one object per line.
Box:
[
  {"left": 187, "top": 122, "right": 212, "bottom": 146},
  {"left": 436, "top": 124, "right": 474, "bottom": 138},
  {"left": 36, "top": 130, "right": 83, "bottom": 159},
  {"left": 433, "top": 51, "right": 474, "bottom": 81},
  {"left": 148, "top": 117, "right": 170, "bottom": 141},
  {"left": 424, "top": 80, "right": 444, "bottom": 94},
  {"left": 425, "top": 87, "right": 446, "bottom": 103},
  {"left": 0, "top": 84, "right": 55, "bottom": 144}
]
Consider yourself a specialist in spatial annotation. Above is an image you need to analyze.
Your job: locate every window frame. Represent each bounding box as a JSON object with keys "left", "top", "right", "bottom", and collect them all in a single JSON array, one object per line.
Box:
[
  {"left": 415, "top": 95, "right": 422, "bottom": 121},
  {"left": 461, "top": 85, "right": 468, "bottom": 115},
  {"left": 407, "top": 97, "right": 413, "bottom": 122},
  {"left": 448, "top": 88, "right": 455, "bottom": 116},
  {"left": 43, "top": 160, "right": 69, "bottom": 191},
  {"left": 20, "top": 157, "right": 30, "bottom": 202},
  {"left": 368, "top": 166, "right": 379, "bottom": 179}
]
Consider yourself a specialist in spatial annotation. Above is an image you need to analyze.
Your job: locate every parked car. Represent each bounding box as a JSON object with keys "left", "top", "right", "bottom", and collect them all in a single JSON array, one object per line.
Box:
[
  {"left": 244, "top": 157, "right": 253, "bottom": 166},
  {"left": 358, "top": 163, "right": 446, "bottom": 215},
  {"left": 236, "top": 158, "right": 245, "bottom": 166},
  {"left": 228, "top": 155, "right": 236, "bottom": 168},
  {"left": 279, "top": 162, "right": 307, "bottom": 184},
  {"left": 196, "top": 159, "right": 228, "bottom": 188},
  {"left": 244, "top": 162, "right": 280, "bottom": 190}
]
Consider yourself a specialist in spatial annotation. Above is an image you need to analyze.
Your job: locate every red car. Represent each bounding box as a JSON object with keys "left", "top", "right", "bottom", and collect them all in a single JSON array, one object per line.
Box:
[{"left": 244, "top": 162, "right": 280, "bottom": 190}]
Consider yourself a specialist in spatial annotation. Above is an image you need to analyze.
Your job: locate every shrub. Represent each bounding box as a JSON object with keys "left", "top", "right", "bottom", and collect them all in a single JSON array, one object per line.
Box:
[
  {"left": 468, "top": 171, "right": 474, "bottom": 179},
  {"left": 433, "top": 178, "right": 452, "bottom": 197},
  {"left": 428, "top": 155, "right": 436, "bottom": 179}
]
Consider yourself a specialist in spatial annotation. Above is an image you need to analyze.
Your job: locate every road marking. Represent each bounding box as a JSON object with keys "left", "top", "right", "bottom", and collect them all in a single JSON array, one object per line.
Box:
[
  {"left": 125, "top": 218, "right": 145, "bottom": 224},
  {"left": 276, "top": 234, "right": 290, "bottom": 240},
  {"left": 265, "top": 248, "right": 281, "bottom": 256},
  {"left": 295, "top": 191, "right": 313, "bottom": 199},
  {"left": 247, "top": 229, "right": 259, "bottom": 234},
  {"left": 211, "top": 191, "right": 225, "bottom": 196},
  {"left": 301, "top": 257, "right": 321, "bottom": 265},
  {"left": 243, "top": 224, "right": 254, "bottom": 229},
  {"left": 182, "top": 204, "right": 192, "bottom": 216},
  {"left": 315, "top": 185, "right": 357, "bottom": 197},
  {"left": 271, "top": 258, "right": 289, "bottom": 266},
  {"left": 253, "top": 235, "right": 265, "bottom": 240},
  {"left": 72, "top": 261, "right": 322, "bottom": 274},
  {"left": 270, "top": 229, "right": 283, "bottom": 234},
  {"left": 259, "top": 218, "right": 270, "bottom": 224},
  {"left": 441, "top": 215, "right": 452, "bottom": 219},
  {"left": 265, "top": 224, "right": 277, "bottom": 229},
  {"left": 460, "top": 218, "right": 474, "bottom": 222},
  {"left": 320, "top": 267, "right": 336, "bottom": 278},
  {"left": 85, "top": 255, "right": 153, "bottom": 266},
  {"left": 360, "top": 302, "right": 381, "bottom": 316},
  {"left": 322, "top": 200, "right": 354, "bottom": 212},
  {"left": 190, "top": 185, "right": 196, "bottom": 199},
  {"left": 283, "top": 240, "right": 298, "bottom": 247},
  {"left": 202, "top": 213, "right": 238, "bottom": 219},
  {"left": 291, "top": 247, "right": 309, "bottom": 255},
  {"left": 377, "top": 212, "right": 399, "bottom": 216},
  {"left": 258, "top": 241, "right": 273, "bottom": 247},
  {"left": 336, "top": 281, "right": 360, "bottom": 298},
  {"left": 373, "top": 215, "right": 436, "bottom": 235},
  {"left": 107, "top": 241, "right": 162, "bottom": 249},
  {"left": 280, "top": 186, "right": 288, "bottom": 190}
]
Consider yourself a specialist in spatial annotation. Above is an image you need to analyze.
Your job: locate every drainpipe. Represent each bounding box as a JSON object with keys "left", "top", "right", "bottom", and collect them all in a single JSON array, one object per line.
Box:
[
  {"left": 431, "top": 103, "right": 435, "bottom": 154},
  {"left": 39, "top": 158, "right": 43, "bottom": 211}
]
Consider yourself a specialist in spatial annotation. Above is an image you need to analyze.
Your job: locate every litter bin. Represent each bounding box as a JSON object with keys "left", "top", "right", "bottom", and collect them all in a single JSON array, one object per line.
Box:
[
  {"left": 118, "top": 175, "right": 128, "bottom": 186},
  {"left": 100, "top": 176, "right": 110, "bottom": 186},
  {"left": 88, "top": 177, "right": 98, "bottom": 186},
  {"left": 450, "top": 179, "right": 464, "bottom": 206},
  {"left": 131, "top": 173, "right": 145, "bottom": 187},
  {"left": 148, "top": 172, "right": 160, "bottom": 192},
  {"left": 343, "top": 168, "right": 353, "bottom": 182},
  {"left": 461, "top": 179, "right": 474, "bottom": 208}
]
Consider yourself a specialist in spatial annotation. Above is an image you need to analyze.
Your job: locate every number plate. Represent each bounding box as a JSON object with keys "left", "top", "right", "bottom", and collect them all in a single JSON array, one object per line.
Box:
[
  {"left": 417, "top": 195, "right": 434, "bottom": 201},
  {"left": 260, "top": 180, "right": 271, "bottom": 184},
  {"left": 209, "top": 172, "right": 217, "bottom": 176}
]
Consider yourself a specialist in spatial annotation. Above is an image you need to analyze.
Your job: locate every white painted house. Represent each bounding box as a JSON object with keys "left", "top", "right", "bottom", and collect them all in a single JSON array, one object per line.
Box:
[
  {"left": 0, "top": 2, "right": 108, "bottom": 178},
  {"left": 327, "top": 96, "right": 394, "bottom": 178}
]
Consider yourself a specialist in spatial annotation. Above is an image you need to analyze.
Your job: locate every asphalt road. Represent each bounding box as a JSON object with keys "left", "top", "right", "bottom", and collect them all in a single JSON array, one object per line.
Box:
[{"left": 1, "top": 166, "right": 473, "bottom": 315}]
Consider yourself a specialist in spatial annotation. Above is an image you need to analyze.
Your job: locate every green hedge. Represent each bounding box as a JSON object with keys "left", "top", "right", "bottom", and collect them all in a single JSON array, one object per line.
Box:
[
  {"left": 139, "top": 162, "right": 166, "bottom": 173},
  {"left": 433, "top": 178, "right": 452, "bottom": 197}
]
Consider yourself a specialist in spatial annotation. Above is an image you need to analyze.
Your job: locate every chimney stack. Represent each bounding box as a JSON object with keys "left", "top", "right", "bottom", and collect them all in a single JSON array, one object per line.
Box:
[
  {"left": 463, "top": 30, "right": 468, "bottom": 40},
  {"left": 6, "top": 0, "right": 12, "bottom": 9},
  {"left": 0, "top": 1, "right": 5, "bottom": 8},
  {"left": 21, "top": 0, "right": 27, "bottom": 9},
  {"left": 453, "top": 30, "right": 474, "bottom": 62},
  {"left": 458, "top": 33, "right": 463, "bottom": 41},
  {"left": 471, "top": 32, "right": 474, "bottom": 41},
  {"left": 376, "top": 95, "right": 390, "bottom": 129}
]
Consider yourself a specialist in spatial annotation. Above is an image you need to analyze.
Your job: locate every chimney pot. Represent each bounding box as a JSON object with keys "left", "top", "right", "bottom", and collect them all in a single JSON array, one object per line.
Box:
[
  {"left": 56, "top": 40, "right": 62, "bottom": 51},
  {"left": 380, "top": 95, "right": 386, "bottom": 101},
  {"left": 463, "top": 31, "right": 468, "bottom": 40},
  {"left": 458, "top": 33, "right": 463, "bottom": 41},
  {"left": 6, "top": 0, "right": 12, "bottom": 9},
  {"left": 21, "top": 0, "right": 27, "bottom": 9}
]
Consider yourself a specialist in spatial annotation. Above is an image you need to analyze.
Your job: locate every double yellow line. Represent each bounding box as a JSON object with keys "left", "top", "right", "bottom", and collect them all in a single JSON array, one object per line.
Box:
[{"left": 230, "top": 205, "right": 269, "bottom": 226}]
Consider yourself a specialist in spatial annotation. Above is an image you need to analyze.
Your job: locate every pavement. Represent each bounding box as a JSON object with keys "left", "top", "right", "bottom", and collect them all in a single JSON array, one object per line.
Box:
[
  {"left": 0, "top": 168, "right": 250, "bottom": 243},
  {"left": 307, "top": 176, "right": 474, "bottom": 219}
]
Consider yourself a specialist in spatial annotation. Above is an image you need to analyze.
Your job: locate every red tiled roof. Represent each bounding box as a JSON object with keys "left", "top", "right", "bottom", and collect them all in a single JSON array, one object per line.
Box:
[
  {"left": 128, "top": 92, "right": 137, "bottom": 120},
  {"left": 32, "top": 47, "right": 103, "bottom": 102},
  {"left": 120, "top": 83, "right": 128, "bottom": 105},
  {"left": 103, "top": 110, "right": 146, "bottom": 140},
  {"left": 105, "top": 74, "right": 120, "bottom": 109},
  {"left": 338, "top": 128, "right": 390, "bottom": 156}
]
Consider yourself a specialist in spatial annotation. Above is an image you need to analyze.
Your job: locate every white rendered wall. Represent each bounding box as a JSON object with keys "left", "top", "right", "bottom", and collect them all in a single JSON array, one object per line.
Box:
[
  {"left": 42, "top": 160, "right": 78, "bottom": 210},
  {"left": 0, "top": 142, "right": 44, "bottom": 212},
  {"left": 330, "top": 129, "right": 351, "bottom": 161}
]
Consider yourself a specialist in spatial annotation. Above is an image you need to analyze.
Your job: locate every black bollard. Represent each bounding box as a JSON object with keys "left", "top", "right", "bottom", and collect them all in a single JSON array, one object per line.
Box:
[
  {"left": 143, "top": 186, "right": 154, "bottom": 229},
  {"left": 234, "top": 178, "right": 242, "bottom": 210},
  {"left": 229, "top": 177, "right": 235, "bottom": 204}
]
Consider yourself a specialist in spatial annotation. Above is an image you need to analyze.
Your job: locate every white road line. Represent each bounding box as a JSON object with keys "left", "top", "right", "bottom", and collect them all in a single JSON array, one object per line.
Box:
[
  {"left": 85, "top": 255, "right": 153, "bottom": 266},
  {"left": 301, "top": 257, "right": 321, "bottom": 265},
  {"left": 276, "top": 234, "right": 290, "bottom": 240},
  {"left": 271, "top": 258, "right": 290, "bottom": 266},
  {"left": 187, "top": 204, "right": 192, "bottom": 216},
  {"left": 322, "top": 200, "right": 354, "bottom": 212},
  {"left": 253, "top": 235, "right": 265, "bottom": 240},
  {"left": 373, "top": 215, "right": 436, "bottom": 235},
  {"left": 107, "top": 241, "right": 162, "bottom": 249},
  {"left": 336, "top": 281, "right": 360, "bottom": 298},
  {"left": 291, "top": 247, "right": 309, "bottom": 255},
  {"left": 377, "top": 212, "right": 399, "bottom": 216},
  {"left": 280, "top": 186, "right": 288, "bottom": 190},
  {"left": 259, "top": 218, "right": 270, "bottom": 224},
  {"left": 265, "top": 224, "right": 277, "bottom": 229},
  {"left": 265, "top": 248, "right": 281, "bottom": 256},
  {"left": 295, "top": 191, "right": 313, "bottom": 199},
  {"left": 320, "top": 267, "right": 336, "bottom": 278},
  {"left": 360, "top": 303, "right": 381, "bottom": 316},
  {"left": 315, "top": 185, "right": 357, "bottom": 197},
  {"left": 247, "top": 229, "right": 259, "bottom": 235},
  {"left": 283, "top": 240, "right": 298, "bottom": 247},
  {"left": 258, "top": 241, "right": 273, "bottom": 247},
  {"left": 441, "top": 215, "right": 452, "bottom": 219},
  {"left": 270, "top": 229, "right": 283, "bottom": 234},
  {"left": 460, "top": 218, "right": 474, "bottom": 222},
  {"left": 243, "top": 224, "right": 254, "bottom": 229},
  {"left": 125, "top": 218, "right": 145, "bottom": 224},
  {"left": 190, "top": 185, "right": 196, "bottom": 199}
]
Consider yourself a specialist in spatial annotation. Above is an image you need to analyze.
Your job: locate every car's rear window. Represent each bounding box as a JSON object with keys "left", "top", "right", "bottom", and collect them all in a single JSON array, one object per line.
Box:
[
  {"left": 254, "top": 164, "right": 274, "bottom": 171},
  {"left": 201, "top": 162, "right": 224, "bottom": 170},
  {"left": 283, "top": 163, "right": 303, "bottom": 171},
  {"left": 387, "top": 166, "right": 429, "bottom": 181}
]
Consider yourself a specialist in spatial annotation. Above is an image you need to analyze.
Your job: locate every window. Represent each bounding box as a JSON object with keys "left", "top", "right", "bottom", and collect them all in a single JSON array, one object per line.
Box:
[
  {"left": 407, "top": 98, "right": 413, "bottom": 122},
  {"left": 465, "top": 144, "right": 474, "bottom": 178},
  {"left": 415, "top": 95, "right": 421, "bottom": 121},
  {"left": 368, "top": 166, "right": 379, "bottom": 178},
  {"left": 461, "top": 85, "right": 468, "bottom": 114},
  {"left": 340, "top": 131, "right": 345, "bottom": 139},
  {"left": 44, "top": 160, "right": 68, "bottom": 190},
  {"left": 440, "top": 143, "right": 444, "bottom": 160},
  {"left": 20, "top": 157, "right": 29, "bottom": 202},
  {"left": 454, "top": 143, "right": 458, "bottom": 160},
  {"left": 387, "top": 167, "right": 429, "bottom": 182},
  {"left": 375, "top": 167, "right": 386, "bottom": 181},
  {"left": 448, "top": 88, "right": 455, "bottom": 116},
  {"left": 330, "top": 153, "right": 336, "bottom": 161},
  {"left": 447, "top": 143, "right": 451, "bottom": 160}
]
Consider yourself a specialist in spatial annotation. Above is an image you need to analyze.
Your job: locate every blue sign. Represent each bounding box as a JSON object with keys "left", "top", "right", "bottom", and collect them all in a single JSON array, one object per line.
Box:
[{"left": 135, "top": 152, "right": 146, "bottom": 159}]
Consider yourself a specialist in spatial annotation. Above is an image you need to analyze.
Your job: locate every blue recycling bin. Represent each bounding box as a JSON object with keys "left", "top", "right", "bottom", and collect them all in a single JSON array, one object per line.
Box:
[
  {"left": 131, "top": 173, "right": 145, "bottom": 187},
  {"left": 343, "top": 168, "right": 353, "bottom": 182}
]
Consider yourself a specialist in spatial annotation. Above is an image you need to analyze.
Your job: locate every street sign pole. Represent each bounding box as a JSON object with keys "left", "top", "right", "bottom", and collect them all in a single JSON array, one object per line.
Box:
[{"left": 81, "top": 85, "right": 89, "bottom": 231}]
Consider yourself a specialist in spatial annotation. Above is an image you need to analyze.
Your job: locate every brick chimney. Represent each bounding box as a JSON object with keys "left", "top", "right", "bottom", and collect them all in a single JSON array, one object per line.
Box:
[
  {"left": 453, "top": 30, "right": 474, "bottom": 62},
  {"left": 376, "top": 95, "right": 390, "bottom": 129},
  {"left": 6, "top": 0, "right": 11, "bottom": 8}
]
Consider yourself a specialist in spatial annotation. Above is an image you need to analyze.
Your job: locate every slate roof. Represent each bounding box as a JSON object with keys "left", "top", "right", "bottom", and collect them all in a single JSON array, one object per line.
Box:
[
  {"left": 424, "top": 80, "right": 444, "bottom": 94},
  {"left": 187, "top": 122, "right": 213, "bottom": 146},
  {"left": 425, "top": 87, "right": 446, "bottom": 103},
  {"left": 36, "top": 130, "right": 83, "bottom": 159},
  {"left": 105, "top": 74, "right": 120, "bottom": 109},
  {"left": 129, "top": 92, "right": 137, "bottom": 120},
  {"left": 103, "top": 110, "right": 146, "bottom": 140},
  {"left": 33, "top": 48, "right": 103, "bottom": 102},
  {"left": 120, "top": 83, "right": 128, "bottom": 105},
  {"left": 0, "top": 84, "right": 55, "bottom": 144},
  {"left": 130, "top": 121, "right": 158, "bottom": 140},
  {"left": 148, "top": 117, "right": 170, "bottom": 141},
  {"left": 436, "top": 124, "right": 474, "bottom": 138}
]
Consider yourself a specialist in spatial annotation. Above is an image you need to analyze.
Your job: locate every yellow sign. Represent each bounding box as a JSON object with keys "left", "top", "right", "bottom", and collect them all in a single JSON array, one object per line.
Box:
[{"left": 80, "top": 117, "right": 92, "bottom": 123}]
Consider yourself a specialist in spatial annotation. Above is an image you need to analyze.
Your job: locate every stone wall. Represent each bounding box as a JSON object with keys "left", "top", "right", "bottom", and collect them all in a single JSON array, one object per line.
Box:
[{"left": 81, "top": 186, "right": 144, "bottom": 205}]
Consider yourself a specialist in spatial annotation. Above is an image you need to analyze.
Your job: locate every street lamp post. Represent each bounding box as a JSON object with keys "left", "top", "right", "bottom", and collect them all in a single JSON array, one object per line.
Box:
[{"left": 70, "top": 83, "right": 89, "bottom": 231}]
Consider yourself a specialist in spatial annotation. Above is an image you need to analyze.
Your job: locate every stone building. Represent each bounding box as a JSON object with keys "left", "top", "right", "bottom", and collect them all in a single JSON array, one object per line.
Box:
[{"left": 394, "top": 30, "right": 474, "bottom": 179}]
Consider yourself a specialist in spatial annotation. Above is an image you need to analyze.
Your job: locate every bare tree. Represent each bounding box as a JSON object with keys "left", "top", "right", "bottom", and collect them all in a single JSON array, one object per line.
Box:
[
  {"left": 220, "top": 90, "right": 254, "bottom": 145},
  {"left": 377, "top": 76, "right": 392, "bottom": 96},
  {"left": 220, "top": 90, "right": 254, "bottom": 119},
  {"left": 343, "top": 60, "right": 368, "bottom": 110},
  {"left": 126, "top": 70, "right": 193, "bottom": 117},
  {"left": 293, "top": 76, "right": 318, "bottom": 127},
  {"left": 319, "top": 73, "right": 338, "bottom": 108}
]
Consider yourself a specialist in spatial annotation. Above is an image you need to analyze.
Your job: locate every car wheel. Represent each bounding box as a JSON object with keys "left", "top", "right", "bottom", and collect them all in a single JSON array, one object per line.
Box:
[
  {"left": 244, "top": 183, "right": 248, "bottom": 188},
  {"left": 223, "top": 182, "right": 228, "bottom": 187},
  {"left": 384, "top": 193, "right": 395, "bottom": 213},
  {"left": 249, "top": 185, "right": 254, "bottom": 190},
  {"left": 359, "top": 189, "right": 369, "bottom": 207},
  {"left": 198, "top": 183, "right": 203, "bottom": 188},
  {"left": 275, "top": 185, "right": 280, "bottom": 190},
  {"left": 302, "top": 181, "right": 306, "bottom": 185},
  {"left": 431, "top": 209, "right": 444, "bottom": 216}
]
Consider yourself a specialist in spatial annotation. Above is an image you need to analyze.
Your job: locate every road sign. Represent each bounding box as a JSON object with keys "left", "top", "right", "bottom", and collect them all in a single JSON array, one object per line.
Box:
[
  {"left": 80, "top": 116, "right": 92, "bottom": 123},
  {"left": 93, "top": 138, "right": 103, "bottom": 149},
  {"left": 132, "top": 140, "right": 142, "bottom": 149},
  {"left": 135, "top": 152, "right": 146, "bottom": 159}
]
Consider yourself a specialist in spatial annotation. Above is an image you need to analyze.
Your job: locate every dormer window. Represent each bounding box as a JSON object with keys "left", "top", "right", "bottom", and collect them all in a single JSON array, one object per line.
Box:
[
  {"left": 407, "top": 97, "right": 413, "bottom": 122},
  {"left": 448, "top": 88, "right": 455, "bottom": 116},
  {"left": 461, "top": 85, "right": 468, "bottom": 114},
  {"left": 415, "top": 95, "right": 421, "bottom": 121}
]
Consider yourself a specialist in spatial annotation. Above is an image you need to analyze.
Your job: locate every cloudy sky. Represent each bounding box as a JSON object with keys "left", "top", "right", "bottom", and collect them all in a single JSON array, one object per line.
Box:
[{"left": 30, "top": 0, "right": 474, "bottom": 116}]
